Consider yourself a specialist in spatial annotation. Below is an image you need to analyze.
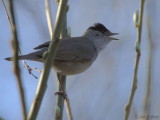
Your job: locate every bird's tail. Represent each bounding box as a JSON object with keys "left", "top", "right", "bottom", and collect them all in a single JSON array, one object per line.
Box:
[
  {"left": 5, "top": 55, "right": 34, "bottom": 61},
  {"left": 5, "top": 57, "right": 13, "bottom": 61},
  {"left": 5, "top": 55, "right": 40, "bottom": 61},
  {"left": 5, "top": 52, "right": 44, "bottom": 62},
  {"left": 5, "top": 48, "right": 46, "bottom": 62}
]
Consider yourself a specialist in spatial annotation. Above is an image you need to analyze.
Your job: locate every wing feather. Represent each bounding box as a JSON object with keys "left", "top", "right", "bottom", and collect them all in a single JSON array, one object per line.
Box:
[
  {"left": 33, "top": 37, "right": 98, "bottom": 62},
  {"left": 34, "top": 41, "right": 50, "bottom": 50},
  {"left": 55, "top": 37, "right": 97, "bottom": 62}
]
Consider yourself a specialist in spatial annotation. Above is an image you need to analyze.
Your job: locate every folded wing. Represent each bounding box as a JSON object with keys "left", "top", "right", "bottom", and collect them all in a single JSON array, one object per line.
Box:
[
  {"left": 55, "top": 37, "right": 98, "bottom": 62},
  {"left": 33, "top": 37, "right": 98, "bottom": 62}
]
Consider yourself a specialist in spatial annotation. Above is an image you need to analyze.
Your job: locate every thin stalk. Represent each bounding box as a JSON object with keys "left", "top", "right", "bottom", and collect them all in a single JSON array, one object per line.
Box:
[
  {"left": 65, "top": 99, "right": 73, "bottom": 120},
  {"left": 55, "top": 75, "right": 66, "bottom": 120},
  {"left": 61, "top": 22, "right": 73, "bottom": 120},
  {"left": 45, "top": 0, "right": 54, "bottom": 39},
  {"left": 125, "top": 0, "right": 145, "bottom": 120},
  {"left": 55, "top": 18, "right": 73, "bottom": 120},
  {"left": 142, "top": 9, "right": 153, "bottom": 120},
  {"left": 27, "top": 0, "right": 68, "bottom": 120},
  {"left": 45, "top": 1, "right": 67, "bottom": 119},
  {"left": 9, "top": 0, "right": 27, "bottom": 120},
  {"left": 54, "top": 4, "right": 73, "bottom": 120},
  {"left": 2, "top": 0, "right": 39, "bottom": 79}
]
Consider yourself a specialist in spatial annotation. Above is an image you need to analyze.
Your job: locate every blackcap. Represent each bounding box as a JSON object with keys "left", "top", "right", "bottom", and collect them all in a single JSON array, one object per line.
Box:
[{"left": 5, "top": 23, "right": 118, "bottom": 75}]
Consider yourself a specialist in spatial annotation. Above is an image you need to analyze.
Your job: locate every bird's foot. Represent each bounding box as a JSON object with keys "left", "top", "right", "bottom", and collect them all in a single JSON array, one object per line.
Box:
[{"left": 55, "top": 91, "right": 67, "bottom": 100}]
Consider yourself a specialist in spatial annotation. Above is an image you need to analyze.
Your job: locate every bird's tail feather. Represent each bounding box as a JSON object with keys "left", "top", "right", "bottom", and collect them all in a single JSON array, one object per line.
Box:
[
  {"left": 5, "top": 54, "right": 42, "bottom": 62},
  {"left": 5, "top": 57, "right": 13, "bottom": 61},
  {"left": 5, "top": 48, "right": 46, "bottom": 62}
]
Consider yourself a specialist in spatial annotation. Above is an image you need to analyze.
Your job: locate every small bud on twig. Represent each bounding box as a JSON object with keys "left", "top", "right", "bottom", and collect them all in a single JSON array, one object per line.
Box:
[{"left": 133, "top": 9, "right": 139, "bottom": 28}]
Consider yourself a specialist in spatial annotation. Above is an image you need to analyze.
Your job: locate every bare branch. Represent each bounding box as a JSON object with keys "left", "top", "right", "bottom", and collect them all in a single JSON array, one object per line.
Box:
[
  {"left": 2, "top": 0, "right": 39, "bottom": 79},
  {"left": 7, "top": 0, "right": 27, "bottom": 120},
  {"left": 45, "top": 1, "right": 72, "bottom": 119},
  {"left": 45, "top": 0, "right": 54, "bottom": 39},
  {"left": 55, "top": 73, "right": 73, "bottom": 120},
  {"left": 142, "top": 5, "right": 153, "bottom": 119},
  {"left": 65, "top": 99, "right": 73, "bottom": 120},
  {"left": 125, "top": 0, "right": 145, "bottom": 120},
  {"left": 27, "top": 0, "right": 68, "bottom": 120}
]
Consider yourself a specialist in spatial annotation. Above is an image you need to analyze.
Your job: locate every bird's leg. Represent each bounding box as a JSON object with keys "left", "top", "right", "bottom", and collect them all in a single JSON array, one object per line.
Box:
[{"left": 55, "top": 73, "right": 68, "bottom": 100}]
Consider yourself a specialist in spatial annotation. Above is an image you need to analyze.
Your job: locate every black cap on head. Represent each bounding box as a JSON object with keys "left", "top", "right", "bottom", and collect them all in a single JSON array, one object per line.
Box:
[{"left": 87, "top": 23, "right": 112, "bottom": 34}]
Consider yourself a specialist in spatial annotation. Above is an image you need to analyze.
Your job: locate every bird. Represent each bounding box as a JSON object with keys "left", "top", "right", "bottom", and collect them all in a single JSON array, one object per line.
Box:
[{"left": 5, "top": 23, "right": 118, "bottom": 75}]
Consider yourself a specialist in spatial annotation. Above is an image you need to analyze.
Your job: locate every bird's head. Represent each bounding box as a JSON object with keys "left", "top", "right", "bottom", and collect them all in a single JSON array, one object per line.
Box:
[{"left": 84, "top": 23, "right": 119, "bottom": 51}]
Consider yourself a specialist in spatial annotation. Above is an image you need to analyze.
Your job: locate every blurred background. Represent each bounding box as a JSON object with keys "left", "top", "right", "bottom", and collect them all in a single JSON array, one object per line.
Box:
[{"left": 0, "top": 0, "right": 160, "bottom": 120}]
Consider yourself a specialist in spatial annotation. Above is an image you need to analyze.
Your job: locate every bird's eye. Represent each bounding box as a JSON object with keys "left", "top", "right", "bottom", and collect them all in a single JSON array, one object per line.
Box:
[{"left": 95, "top": 34, "right": 99, "bottom": 36}]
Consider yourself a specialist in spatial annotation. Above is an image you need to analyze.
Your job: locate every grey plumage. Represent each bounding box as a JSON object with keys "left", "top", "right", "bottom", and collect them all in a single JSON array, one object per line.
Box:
[
  {"left": 5, "top": 37, "right": 98, "bottom": 75},
  {"left": 6, "top": 37, "right": 97, "bottom": 62},
  {"left": 5, "top": 23, "right": 118, "bottom": 75}
]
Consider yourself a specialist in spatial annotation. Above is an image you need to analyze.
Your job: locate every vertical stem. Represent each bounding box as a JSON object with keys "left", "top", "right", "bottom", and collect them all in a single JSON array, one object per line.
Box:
[
  {"left": 125, "top": 0, "right": 145, "bottom": 120},
  {"left": 55, "top": 75, "right": 66, "bottom": 120},
  {"left": 45, "top": 0, "right": 71, "bottom": 119},
  {"left": 9, "top": 1, "right": 27, "bottom": 120},
  {"left": 2, "top": 0, "right": 39, "bottom": 79},
  {"left": 143, "top": 7, "right": 153, "bottom": 120},
  {"left": 55, "top": 7, "right": 73, "bottom": 120},
  {"left": 27, "top": 0, "right": 68, "bottom": 120},
  {"left": 65, "top": 99, "right": 73, "bottom": 120},
  {"left": 45, "top": 0, "right": 54, "bottom": 39}
]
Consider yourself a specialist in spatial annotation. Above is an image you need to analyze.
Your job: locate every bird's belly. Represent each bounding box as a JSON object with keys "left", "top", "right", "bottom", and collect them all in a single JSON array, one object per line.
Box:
[{"left": 53, "top": 60, "right": 92, "bottom": 75}]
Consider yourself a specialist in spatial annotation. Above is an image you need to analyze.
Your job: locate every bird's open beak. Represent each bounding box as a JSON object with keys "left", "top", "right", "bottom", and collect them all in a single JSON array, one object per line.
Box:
[
  {"left": 109, "top": 37, "right": 119, "bottom": 40},
  {"left": 109, "top": 33, "right": 119, "bottom": 40}
]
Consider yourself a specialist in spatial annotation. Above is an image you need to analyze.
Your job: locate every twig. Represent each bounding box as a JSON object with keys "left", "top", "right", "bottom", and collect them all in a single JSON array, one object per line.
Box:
[
  {"left": 65, "top": 99, "right": 73, "bottom": 120},
  {"left": 8, "top": 0, "right": 27, "bottom": 120},
  {"left": 2, "top": 0, "right": 12, "bottom": 31},
  {"left": 27, "top": 0, "right": 68, "bottom": 120},
  {"left": 19, "top": 48, "right": 41, "bottom": 79},
  {"left": 45, "top": 0, "right": 72, "bottom": 119},
  {"left": 55, "top": 74, "right": 67, "bottom": 120},
  {"left": 2, "top": 0, "right": 39, "bottom": 79},
  {"left": 55, "top": 74, "right": 73, "bottom": 120},
  {"left": 142, "top": 7, "right": 153, "bottom": 120},
  {"left": 45, "top": 0, "right": 54, "bottom": 39},
  {"left": 54, "top": 2, "right": 72, "bottom": 119},
  {"left": 125, "top": 0, "right": 145, "bottom": 120}
]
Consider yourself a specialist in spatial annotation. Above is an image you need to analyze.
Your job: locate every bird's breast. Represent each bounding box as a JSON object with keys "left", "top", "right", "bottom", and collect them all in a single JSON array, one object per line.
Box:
[{"left": 53, "top": 59, "right": 93, "bottom": 75}]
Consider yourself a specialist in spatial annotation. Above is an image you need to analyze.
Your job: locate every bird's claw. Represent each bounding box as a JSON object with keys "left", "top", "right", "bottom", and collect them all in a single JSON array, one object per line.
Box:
[{"left": 55, "top": 91, "right": 67, "bottom": 100}]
